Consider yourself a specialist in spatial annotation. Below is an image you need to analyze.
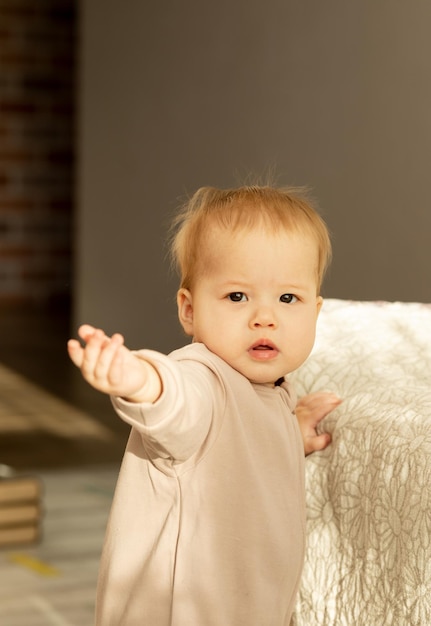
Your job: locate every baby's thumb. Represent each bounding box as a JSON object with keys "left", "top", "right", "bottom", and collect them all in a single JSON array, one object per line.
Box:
[{"left": 305, "top": 432, "right": 331, "bottom": 456}]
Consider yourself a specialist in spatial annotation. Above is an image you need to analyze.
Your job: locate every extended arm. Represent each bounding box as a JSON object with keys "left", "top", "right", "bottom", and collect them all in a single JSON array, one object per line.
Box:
[
  {"left": 295, "top": 391, "right": 342, "bottom": 456},
  {"left": 67, "top": 325, "right": 162, "bottom": 403}
]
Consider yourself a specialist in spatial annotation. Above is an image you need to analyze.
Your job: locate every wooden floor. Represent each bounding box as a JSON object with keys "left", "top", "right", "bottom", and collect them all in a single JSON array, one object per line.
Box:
[
  {"left": 0, "top": 306, "right": 128, "bottom": 625},
  {"left": 0, "top": 307, "right": 130, "bottom": 471},
  {"left": 0, "top": 465, "right": 118, "bottom": 626}
]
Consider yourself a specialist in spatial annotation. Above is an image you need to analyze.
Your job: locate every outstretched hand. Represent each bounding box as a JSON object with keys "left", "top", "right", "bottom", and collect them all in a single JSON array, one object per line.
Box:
[
  {"left": 295, "top": 391, "right": 342, "bottom": 456},
  {"left": 67, "top": 325, "right": 161, "bottom": 403}
]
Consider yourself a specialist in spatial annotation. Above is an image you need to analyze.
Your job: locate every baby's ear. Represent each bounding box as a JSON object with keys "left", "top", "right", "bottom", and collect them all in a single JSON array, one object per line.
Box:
[{"left": 177, "top": 289, "right": 194, "bottom": 336}]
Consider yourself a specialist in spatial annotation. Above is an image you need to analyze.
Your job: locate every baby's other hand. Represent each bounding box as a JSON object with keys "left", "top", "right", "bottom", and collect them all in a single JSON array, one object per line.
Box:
[{"left": 295, "top": 391, "right": 342, "bottom": 456}]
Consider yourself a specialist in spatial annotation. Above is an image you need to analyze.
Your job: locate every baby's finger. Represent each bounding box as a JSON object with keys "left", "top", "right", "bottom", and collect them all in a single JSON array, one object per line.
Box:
[
  {"left": 77, "top": 324, "right": 97, "bottom": 342},
  {"left": 92, "top": 333, "right": 125, "bottom": 382},
  {"left": 67, "top": 339, "right": 84, "bottom": 368},
  {"left": 299, "top": 392, "right": 341, "bottom": 412},
  {"left": 311, "top": 391, "right": 341, "bottom": 404},
  {"left": 80, "top": 328, "right": 111, "bottom": 378}
]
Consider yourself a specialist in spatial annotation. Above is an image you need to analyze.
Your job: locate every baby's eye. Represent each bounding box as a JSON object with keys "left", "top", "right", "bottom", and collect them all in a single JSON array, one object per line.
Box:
[
  {"left": 280, "top": 293, "right": 298, "bottom": 304},
  {"left": 227, "top": 292, "right": 248, "bottom": 302}
]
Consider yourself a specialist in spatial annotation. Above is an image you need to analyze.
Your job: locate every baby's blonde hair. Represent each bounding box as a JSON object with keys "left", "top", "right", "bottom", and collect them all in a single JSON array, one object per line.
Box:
[{"left": 170, "top": 185, "right": 332, "bottom": 293}]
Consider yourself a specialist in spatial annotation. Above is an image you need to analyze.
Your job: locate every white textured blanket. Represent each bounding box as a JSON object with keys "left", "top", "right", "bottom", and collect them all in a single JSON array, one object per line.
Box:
[{"left": 291, "top": 299, "right": 431, "bottom": 626}]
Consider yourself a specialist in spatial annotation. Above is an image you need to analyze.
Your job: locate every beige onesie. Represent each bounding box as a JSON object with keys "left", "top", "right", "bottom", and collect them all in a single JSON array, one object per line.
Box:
[{"left": 95, "top": 343, "right": 305, "bottom": 625}]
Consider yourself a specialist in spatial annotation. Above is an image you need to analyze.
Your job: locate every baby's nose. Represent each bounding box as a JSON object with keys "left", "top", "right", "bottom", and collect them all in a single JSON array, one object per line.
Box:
[{"left": 250, "top": 306, "right": 277, "bottom": 328}]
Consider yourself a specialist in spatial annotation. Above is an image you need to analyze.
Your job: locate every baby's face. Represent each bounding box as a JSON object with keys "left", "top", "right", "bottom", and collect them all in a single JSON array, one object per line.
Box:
[{"left": 177, "top": 227, "right": 322, "bottom": 384}]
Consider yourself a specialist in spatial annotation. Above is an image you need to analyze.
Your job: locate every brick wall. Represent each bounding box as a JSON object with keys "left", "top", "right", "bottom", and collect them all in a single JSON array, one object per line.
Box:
[{"left": 0, "top": 0, "right": 76, "bottom": 308}]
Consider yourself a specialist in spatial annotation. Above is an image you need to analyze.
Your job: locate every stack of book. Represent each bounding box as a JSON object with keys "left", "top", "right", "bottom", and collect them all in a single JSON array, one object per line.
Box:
[{"left": 0, "top": 465, "right": 43, "bottom": 548}]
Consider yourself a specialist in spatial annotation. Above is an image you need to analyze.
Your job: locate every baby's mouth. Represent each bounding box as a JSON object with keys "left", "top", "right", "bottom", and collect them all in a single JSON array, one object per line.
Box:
[{"left": 250, "top": 339, "right": 276, "bottom": 350}]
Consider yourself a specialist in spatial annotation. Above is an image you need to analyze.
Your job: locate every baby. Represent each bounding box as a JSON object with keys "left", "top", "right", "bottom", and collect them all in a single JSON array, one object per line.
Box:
[{"left": 68, "top": 184, "right": 340, "bottom": 625}]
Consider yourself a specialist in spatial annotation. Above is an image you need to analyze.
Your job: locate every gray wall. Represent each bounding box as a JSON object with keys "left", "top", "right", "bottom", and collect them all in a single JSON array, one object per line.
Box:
[{"left": 75, "top": 0, "right": 431, "bottom": 351}]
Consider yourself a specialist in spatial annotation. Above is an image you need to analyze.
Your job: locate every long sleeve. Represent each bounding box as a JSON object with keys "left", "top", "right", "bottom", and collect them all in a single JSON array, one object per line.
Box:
[{"left": 111, "top": 347, "right": 222, "bottom": 463}]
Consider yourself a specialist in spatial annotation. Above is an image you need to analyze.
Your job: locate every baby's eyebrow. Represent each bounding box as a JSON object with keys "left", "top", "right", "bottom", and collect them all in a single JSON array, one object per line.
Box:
[
  {"left": 279, "top": 280, "right": 309, "bottom": 291},
  {"left": 220, "top": 280, "right": 250, "bottom": 289}
]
